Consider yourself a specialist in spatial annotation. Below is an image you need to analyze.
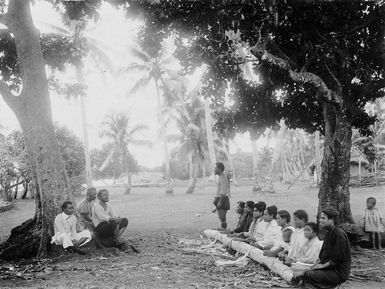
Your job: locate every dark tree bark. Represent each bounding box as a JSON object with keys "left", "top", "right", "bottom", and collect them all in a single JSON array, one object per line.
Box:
[
  {"left": 318, "top": 103, "right": 353, "bottom": 223},
  {"left": 0, "top": 0, "right": 71, "bottom": 260}
]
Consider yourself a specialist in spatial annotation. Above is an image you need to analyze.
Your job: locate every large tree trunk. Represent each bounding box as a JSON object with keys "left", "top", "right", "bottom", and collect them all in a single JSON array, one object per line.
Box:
[
  {"left": 0, "top": 0, "right": 70, "bottom": 260},
  {"left": 76, "top": 63, "right": 93, "bottom": 188},
  {"left": 318, "top": 104, "right": 353, "bottom": 223},
  {"left": 155, "top": 79, "right": 173, "bottom": 194}
]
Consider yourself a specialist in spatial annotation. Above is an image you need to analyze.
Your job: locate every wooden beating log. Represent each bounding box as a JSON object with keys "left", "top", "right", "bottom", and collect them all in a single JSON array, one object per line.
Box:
[{"left": 203, "top": 229, "right": 294, "bottom": 283}]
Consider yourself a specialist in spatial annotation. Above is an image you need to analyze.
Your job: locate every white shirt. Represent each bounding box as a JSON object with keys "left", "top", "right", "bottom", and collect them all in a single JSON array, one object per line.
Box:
[
  {"left": 92, "top": 201, "right": 117, "bottom": 227},
  {"left": 53, "top": 212, "right": 77, "bottom": 239},
  {"left": 252, "top": 217, "right": 268, "bottom": 242},
  {"left": 257, "top": 219, "right": 281, "bottom": 249},
  {"left": 287, "top": 228, "right": 307, "bottom": 259},
  {"left": 296, "top": 237, "right": 323, "bottom": 264},
  {"left": 270, "top": 226, "right": 295, "bottom": 251}
]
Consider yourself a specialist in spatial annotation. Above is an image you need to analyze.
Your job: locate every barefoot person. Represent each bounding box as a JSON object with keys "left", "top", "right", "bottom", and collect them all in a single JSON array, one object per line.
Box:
[
  {"left": 92, "top": 189, "right": 129, "bottom": 247},
  {"left": 364, "top": 197, "right": 384, "bottom": 250},
  {"left": 51, "top": 201, "right": 92, "bottom": 254},
  {"left": 77, "top": 187, "right": 97, "bottom": 231},
  {"left": 303, "top": 208, "right": 351, "bottom": 289},
  {"left": 212, "top": 162, "right": 231, "bottom": 229}
]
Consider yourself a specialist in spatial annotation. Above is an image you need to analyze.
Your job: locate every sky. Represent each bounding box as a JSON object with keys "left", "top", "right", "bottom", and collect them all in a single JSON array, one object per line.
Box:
[{"left": 0, "top": 1, "right": 267, "bottom": 168}]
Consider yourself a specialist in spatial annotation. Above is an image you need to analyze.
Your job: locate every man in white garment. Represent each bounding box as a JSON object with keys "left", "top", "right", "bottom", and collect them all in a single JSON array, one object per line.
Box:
[
  {"left": 252, "top": 205, "right": 281, "bottom": 249},
  {"left": 51, "top": 201, "right": 92, "bottom": 254},
  {"left": 284, "top": 209, "right": 308, "bottom": 259}
]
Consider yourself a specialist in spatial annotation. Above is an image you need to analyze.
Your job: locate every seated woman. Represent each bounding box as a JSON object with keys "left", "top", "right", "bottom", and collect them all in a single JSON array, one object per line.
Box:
[
  {"left": 286, "top": 222, "right": 323, "bottom": 275},
  {"left": 302, "top": 208, "right": 351, "bottom": 289},
  {"left": 263, "top": 227, "right": 293, "bottom": 257}
]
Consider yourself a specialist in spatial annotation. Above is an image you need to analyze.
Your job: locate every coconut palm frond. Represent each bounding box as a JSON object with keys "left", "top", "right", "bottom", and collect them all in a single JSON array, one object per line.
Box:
[
  {"left": 129, "top": 47, "right": 151, "bottom": 63},
  {"left": 37, "top": 20, "right": 71, "bottom": 35},
  {"left": 126, "top": 124, "right": 149, "bottom": 137},
  {"left": 87, "top": 42, "right": 115, "bottom": 73},
  {"left": 129, "top": 74, "right": 152, "bottom": 94}
]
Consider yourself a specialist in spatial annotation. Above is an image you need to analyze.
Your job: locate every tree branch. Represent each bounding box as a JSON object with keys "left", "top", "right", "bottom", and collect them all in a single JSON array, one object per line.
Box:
[
  {"left": 259, "top": 50, "right": 342, "bottom": 104},
  {"left": 324, "top": 62, "right": 342, "bottom": 94},
  {"left": 0, "top": 80, "right": 18, "bottom": 111}
]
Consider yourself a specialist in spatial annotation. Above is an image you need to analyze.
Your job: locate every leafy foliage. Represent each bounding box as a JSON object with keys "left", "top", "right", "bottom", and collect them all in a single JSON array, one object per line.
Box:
[{"left": 123, "top": 0, "right": 385, "bottom": 136}]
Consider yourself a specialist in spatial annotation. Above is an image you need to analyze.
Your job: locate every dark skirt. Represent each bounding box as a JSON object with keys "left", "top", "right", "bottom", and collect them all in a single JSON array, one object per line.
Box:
[
  {"left": 303, "top": 268, "right": 346, "bottom": 289},
  {"left": 213, "top": 196, "right": 230, "bottom": 211}
]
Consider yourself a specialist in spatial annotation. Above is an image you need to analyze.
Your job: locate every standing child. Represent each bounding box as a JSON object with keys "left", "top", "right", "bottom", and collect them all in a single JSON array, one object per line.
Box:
[{"left": 364, "top": 197, "right": 384, "bottom": 250}]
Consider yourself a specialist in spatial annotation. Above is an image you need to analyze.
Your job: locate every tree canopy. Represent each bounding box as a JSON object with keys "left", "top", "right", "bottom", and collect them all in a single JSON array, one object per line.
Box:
[{"left": 124, "top": 0, "right": 385, "bottom": 136}]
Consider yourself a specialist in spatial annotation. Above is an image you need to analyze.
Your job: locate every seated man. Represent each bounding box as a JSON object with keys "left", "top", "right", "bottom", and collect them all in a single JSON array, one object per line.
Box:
[
  {"left": 51, "top": 201, "right": 92, "bottom": 254},
  {"left": 230, "top": 201, "right": 254, "bottom": 234},
  {"left": 286, "top": 222, "right": 323, "bottom": 268},
  {"left": 251, "top": 205, "right": 281, "bottom": 250},
  {"left": 276, "top": 210, "right": 295, "bottom": 231},
  {"left": 247, "top": 202, "right": 267, "bottom": 242},
  {"left": 281, "top": 209, "right": 308, "bottom": 259},
  {"left": 230, "top": 201, "right": 246, "bottom": 232},
  {"left": 233, "top": 201, "right": 267, "bottom": 242},
  {"left": 92, "top": 189, "right": 128, "bottom": 247},
  {"left": 263, "top": 227, "right": 293, "bottom": 257},
  {"left": 303, "top": 209, "right": 351, "bottom": 289},
  {"left": 77, "top": 187, "right": 97, "bottom": 231}
]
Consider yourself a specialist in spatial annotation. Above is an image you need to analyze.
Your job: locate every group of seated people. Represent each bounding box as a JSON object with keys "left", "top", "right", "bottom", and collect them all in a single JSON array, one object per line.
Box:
[
  {"left": 51, "top": 187, "right": 128, "bottom": 254},
  {"left": 221, "top": 201, "right": 351, "bottom": 288}
]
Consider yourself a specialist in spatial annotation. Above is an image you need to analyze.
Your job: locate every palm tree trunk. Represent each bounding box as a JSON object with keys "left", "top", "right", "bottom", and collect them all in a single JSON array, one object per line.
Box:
[
  {"left": 224, "top": 139, "right": 239, "bottom": 186},
  {"left": 250, "top": 130, "right": 262, "bottom": 192},
  {"left": 186, "top": 154, "right": 198, "bottom": 194},
  {"left": 76, "top": 63, "right": 93, "bottom": 188},
  {"left": 155, "top": 79, "right": 173, "bottom": 194},
  {"left": 204, "top": 100, "right": 216, "bottom": 167}
]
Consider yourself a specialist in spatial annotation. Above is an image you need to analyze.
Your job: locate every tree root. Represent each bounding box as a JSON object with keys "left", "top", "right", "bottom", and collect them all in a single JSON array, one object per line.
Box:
[{"left": 0, "top": 218, "right": 40, "bottom": 260}]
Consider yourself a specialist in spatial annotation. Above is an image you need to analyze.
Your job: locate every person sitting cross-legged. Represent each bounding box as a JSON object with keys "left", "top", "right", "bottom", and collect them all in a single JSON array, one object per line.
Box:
[
  {"left": 51, "top": 201, "right": 92, "bottom": 254},
  {"left": 251, "top": 205, "right": 281, "bottom": 250},
  {"left": 77, "top": 187, "right": 97, "bottom": 231},
  {"left": 92, "top": 189, "right": 129, "bottom": 247},
  {"left": 263, "top": 227, "right": 293, "bottom": 257},
  {"left": 229, "top": 201, "right": 246, "bottom": 232},
  {"left": 302, "top": 208, "right": 351, "bottom": 289},
  {"left": 229, "top": 201, "right": 255, "bottom": 235},
  {"left": 286, "top": 222, "right": 323, "bottom": 273},
  {"left": 279, "top": 209, "right": 308, "bottom": 260},
  {"left": 232, "top": 201, "right": 267, "bottom": 243}
]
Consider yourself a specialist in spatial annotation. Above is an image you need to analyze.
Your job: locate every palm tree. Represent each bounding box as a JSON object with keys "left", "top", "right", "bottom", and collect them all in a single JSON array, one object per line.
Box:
[
  {"left": 100, "top": 113, "right": 149, "bottom": 194},
  {"left": 170, "top": 87, "right": 207, "bottom": 194},
  {"left": 40, "top": 18, "right": 114, "bottom": 188},
  {"left": 123, "top": 42, "right": 179, "bottom": 194}
]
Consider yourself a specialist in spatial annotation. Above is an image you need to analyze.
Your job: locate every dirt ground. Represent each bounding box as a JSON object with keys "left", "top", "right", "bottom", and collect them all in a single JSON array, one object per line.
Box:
[{"left": 1, "top": 182, "right": 385, "bottom": 288}]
